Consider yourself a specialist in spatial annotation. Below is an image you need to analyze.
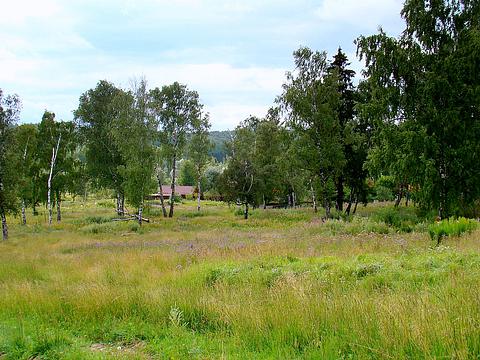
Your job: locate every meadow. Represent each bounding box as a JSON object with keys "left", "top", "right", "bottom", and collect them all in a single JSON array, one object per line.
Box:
[{"left": 0, "top": 199, "right": 479, "bottom": 359}]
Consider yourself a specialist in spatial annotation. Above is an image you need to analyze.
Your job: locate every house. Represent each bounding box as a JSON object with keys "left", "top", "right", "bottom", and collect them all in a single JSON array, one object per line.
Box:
[{"left": 150, "top": 185, "right": 195, "bottom": 200}]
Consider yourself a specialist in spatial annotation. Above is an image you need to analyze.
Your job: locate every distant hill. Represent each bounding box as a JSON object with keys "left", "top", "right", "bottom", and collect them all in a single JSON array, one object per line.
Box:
[{"left": 208, "top": 130, "right": 233, "bottom": 162}]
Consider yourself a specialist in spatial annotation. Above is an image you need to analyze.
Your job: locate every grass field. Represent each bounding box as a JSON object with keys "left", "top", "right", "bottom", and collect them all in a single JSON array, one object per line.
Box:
[{"left": 0, "top": 199, "right": 479, "bottom": 359}]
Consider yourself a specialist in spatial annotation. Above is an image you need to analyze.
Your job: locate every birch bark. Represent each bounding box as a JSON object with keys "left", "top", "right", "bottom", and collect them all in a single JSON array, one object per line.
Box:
[{"left": 47, "top": 136, "right": 61, "bottom": 225}]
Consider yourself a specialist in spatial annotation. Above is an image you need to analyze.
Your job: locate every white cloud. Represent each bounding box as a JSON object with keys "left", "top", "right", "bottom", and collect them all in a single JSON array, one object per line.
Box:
[
  {"left": 1, "top": 0, "right": 405, "bottom": 129},
  {"left": 88, "top": 61, "right": 286, "bottom": 129},
  {"left": 207, "top": 103, "right": 272, "bottom": 130},
  {"left": 0, "top": 0, "right": 61, "bottom": 26},
  {"left": 315, "top": 0, "right": 403, "bottom": 29}
]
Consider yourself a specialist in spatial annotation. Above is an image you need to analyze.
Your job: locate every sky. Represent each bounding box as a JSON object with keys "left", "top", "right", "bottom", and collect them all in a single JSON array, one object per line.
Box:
[{"left": 0, "top": 0, "right": 405, "bottom": 130}]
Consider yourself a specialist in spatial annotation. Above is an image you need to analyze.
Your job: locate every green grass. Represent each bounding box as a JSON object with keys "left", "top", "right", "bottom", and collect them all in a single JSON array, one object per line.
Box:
[
  {"left": 0, "top": 200, "right": 479, "bottom": 359},
  {"left": 429, "top": 217, "right": 478, "bottom": 245}
]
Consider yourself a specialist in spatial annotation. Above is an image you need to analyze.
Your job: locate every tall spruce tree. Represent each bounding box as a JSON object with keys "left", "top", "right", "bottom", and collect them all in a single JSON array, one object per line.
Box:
[
  {"left": 327, "top": 49, "right": 366, "bottom": 213},
  {"left": 280, "top": 47, "right": 345, "bottom": 218}
]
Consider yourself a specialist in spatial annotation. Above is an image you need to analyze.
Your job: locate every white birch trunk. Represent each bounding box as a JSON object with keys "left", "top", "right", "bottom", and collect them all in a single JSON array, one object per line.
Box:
[
  {"left": 21, "top": 142, "right": 28, "bottom": 225},
  {"left": 47, "top": 136, "right": 61, "bottom": 225},
  {"left": 169, "top": 153, "right": 176, "bottom": 218},
  {"left": 156, "top": 169, "right": 167, "bottom": 217},
  {"left": 138, "top": 206, "right": 143, "bottom": 226},
  {"left": 310, "top": 183, "right": 317, "bottom": 213},
  {"left": 1, "top": 208, "right": 7, "bottom": 241},
  {"left": 115, "top": 193, "right": 125, "bottom": 216}
]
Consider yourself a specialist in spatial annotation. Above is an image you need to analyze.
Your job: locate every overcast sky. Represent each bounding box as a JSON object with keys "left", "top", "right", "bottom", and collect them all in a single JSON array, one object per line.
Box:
[{"left": 1, "top": 0, "right": 405, "bottom": 130}]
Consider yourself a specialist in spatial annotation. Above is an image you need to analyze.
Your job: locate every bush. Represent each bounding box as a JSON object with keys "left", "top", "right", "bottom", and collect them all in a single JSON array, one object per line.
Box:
[
  {"left": 373, "top": 207, "right": 419, "bottom": 232},
  {"left": 80, "top": 221, "right": 140, "bottom": 234},
  {"left": 172, "top": 194, "right": 183, "bottom": 203},
  {"left": 375, "top": 186, "right": 395, "bottom": 202},
  {"left": 428, "top": 217, "right": 478, "bottom": 245},
  {"left": 85, "top": 216, "right": 112, "bottom": 224},
  {"left": 96, "top": 200, "right": 115, "bottom": 208},
  {"left": 234, "top": 206, "right": 245, "bottom": 217},
  {"left": 203, "top": 190, "right": 223, "bottom": 201},
  {"left": 80, "top": 222, "right": 115, "bottom": 234}
]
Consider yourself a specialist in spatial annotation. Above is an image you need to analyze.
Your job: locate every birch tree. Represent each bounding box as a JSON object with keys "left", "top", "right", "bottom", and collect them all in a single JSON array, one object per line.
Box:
[
  {"left": 112, "top": 78, "right": 156, "bottom": 225},
  {"left": 47, "top": 135, "right": 61, "bottom": 225},
  {"left": 74, "top": 80, "right": 127, "bottom": 215},
  {"left": 357, "top": 0, "right": 480, "bottom": 217},
  {"left": 37, "top": 113, "right": 77, "bottom": 224},
  {"left": 188, "top": 112, "right": 212, "bottom": 211},
  {"left": 220, "top": 120, "right": 259, "bottom": 219},
  {"left": 0, "top": 89, "right": 21, "bottom": 240},
  {"left": 154, "top": 156, "right": 169, "bottom": 218},
  {"left": 150, "top": 82, "right": 203, "bottom": 218},
  {"left": 252, "top": 116, "right": 283, "bottom": 209},
  {"left": 280, "top": 47, "right": 345, "bottom": 218},
  {"left": 14, "top": 124, "right": 38, "bottom": 225}
]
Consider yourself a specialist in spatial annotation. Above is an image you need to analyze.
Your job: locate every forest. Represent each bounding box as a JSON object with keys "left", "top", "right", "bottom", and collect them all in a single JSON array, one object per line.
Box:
[{"left": 0, "top": 0, "right": 479, "bottom": 358}]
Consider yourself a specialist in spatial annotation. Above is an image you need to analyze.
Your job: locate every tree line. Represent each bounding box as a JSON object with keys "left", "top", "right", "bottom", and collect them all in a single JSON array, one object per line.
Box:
[
  {"left": 1, "top": 0, "right": 479, "bottom": 239},
  {"left": 0, "top": 78, "right": 213, "bottom": 239}
]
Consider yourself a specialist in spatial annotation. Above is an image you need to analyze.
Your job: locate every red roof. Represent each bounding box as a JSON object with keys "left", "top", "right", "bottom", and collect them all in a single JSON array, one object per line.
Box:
[{"left": 160, "top": 185, "right": 195, "bottom": 196}]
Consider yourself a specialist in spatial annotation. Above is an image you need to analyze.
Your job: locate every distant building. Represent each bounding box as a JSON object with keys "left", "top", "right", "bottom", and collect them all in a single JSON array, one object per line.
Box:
[{"left": 150, "top": 185, "right": 195, "bottom": 200}]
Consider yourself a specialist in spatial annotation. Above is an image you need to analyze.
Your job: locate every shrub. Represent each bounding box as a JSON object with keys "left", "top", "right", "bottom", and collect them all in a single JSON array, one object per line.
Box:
[
  {"left": 234, "top": 206, "right": 245, "bottom": 217},
  {"left": 96, "top": 200, "right": 115, "bottom": 208},
  {"left": 375, "top": 185, "right": 395, "bottom": 202},
  {"left": 354, "top": 263, "right": 383, "bottom": 278},
  {"left": 428, "top": 217, "right": 478, "bottom": 246},
  {"left": 80, "top": 222, "right": 114, "bottom": 234},
  {"left": 85, "top": 216, "right": 111, "bottom": 224},
  {"left": 374, "top": 207, "right": 419, "bottom": 232}
]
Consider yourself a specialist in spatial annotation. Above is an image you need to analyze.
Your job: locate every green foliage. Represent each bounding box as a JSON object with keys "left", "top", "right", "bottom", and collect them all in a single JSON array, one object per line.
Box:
[
  {"left": 14, "top": 124, "right": 39, "bottom": 208},
  {"left": 80, "top": 221, "right": 140, "bottom": 234},
  {"left": 85, "top": 215, "right": 112, "bottom": 224},
  {"left": 373, "top": 176, "right": 396, "bottom": 201},
  {"left": 357, "top": 0, "right": 480, "bottom": 217},
  {"left": 373, "top": 206, "right": 420, "bottom": 232},
  {"left": 374, "top": 185, "right": 395, "bottom": 202},
  {"left": 112, "top": 78, "right": 157, "bottom": 213},
  {"left": 187, "top": 115, "right": 213, "bottom": 200},
  {"left": 428, "top": 218, "right": 478, "bottom": 245},
  {"left": 178, "top": 159, "right": 196, "bottom": 186},
  {"left": 208, "top": 130, "right": 232, "bottom": 162},
  {"left": 219, "top": 118, "right": 260, "bottom": 217},
  {"left": 150, "top": 81, "right": 206, "bottom": 217},
  {"left": 0, "top": 90, "right": 21, "bottom": 217},
  {"left": 74, "top": 80, "right": 126, "bottom": 194},
  {"left": 280, "top": 47, "right": 345, "bottom": 216},
  {"left": 36, "top": 111, "right": 79, "bottom": 209}
]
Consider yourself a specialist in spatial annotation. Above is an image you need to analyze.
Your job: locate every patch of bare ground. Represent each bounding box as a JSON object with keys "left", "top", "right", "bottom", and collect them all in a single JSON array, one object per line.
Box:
[{"left": 90, "top": 341, "right": 151, "bottom": 358}]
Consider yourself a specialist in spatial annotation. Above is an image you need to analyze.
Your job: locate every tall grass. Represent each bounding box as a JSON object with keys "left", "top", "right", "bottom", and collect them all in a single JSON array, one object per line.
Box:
[
  {"left": 0, "top": 200, "right": 479, "bottom": 358},
  {"left": 429, "top": 217, "right": 478, "bottom": 245}
]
